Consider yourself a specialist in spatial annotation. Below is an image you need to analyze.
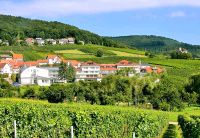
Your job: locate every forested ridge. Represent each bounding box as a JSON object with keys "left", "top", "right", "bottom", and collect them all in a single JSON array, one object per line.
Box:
[
  {"left": 110, "top": 35, "right": 200, "bottom": 57},
  {"left": 0, "top": 14, "right": 125, "bottom": 47}
]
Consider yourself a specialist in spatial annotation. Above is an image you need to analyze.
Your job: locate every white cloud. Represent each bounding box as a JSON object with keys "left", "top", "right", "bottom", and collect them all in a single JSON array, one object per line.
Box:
[
  {"left": 169, "top": 11, "right": 186, "bottom": 18},
  {"left": 0, "top": 0, "right": 200, "bottom": 18}
]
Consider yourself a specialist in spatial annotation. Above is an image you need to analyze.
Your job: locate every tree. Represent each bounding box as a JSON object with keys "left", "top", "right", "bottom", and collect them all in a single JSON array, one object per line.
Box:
[
  {"left": 58, "top": 62, "right": 75, "bottom": 82},
  {"left": 185, "top": 74, "right": 200, "bottom": 104},
  {"left": 66, "top": 64, "right": 76, "bottom": 82},
  {"left": 58, "top": 61, "right": 67, "bottom": 80},
  {"left": 45, "top": 84, "right": 66, "bottom": 103},
  {"left": 96, "top": 49, "right": 104, "bottom": 57}
]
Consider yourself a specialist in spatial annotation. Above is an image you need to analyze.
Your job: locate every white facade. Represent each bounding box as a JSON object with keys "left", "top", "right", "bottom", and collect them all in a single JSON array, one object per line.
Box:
[
  {"left": 20, "top": 66, "right": 51, "bottom": 86},
  {"left": 76, "top": 64, "right": 101, "bottom": 81},
  {"left": 48, "top": 56, "right": 61, "bottom": 65},
  {"left": 0, "top": 64, "right": 12, "bottom": 76}
]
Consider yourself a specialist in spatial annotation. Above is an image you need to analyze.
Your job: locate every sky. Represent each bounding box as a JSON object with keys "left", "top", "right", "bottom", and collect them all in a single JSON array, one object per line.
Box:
[{"left": 0, "top": 0, "right": 200, "bottom": 44}]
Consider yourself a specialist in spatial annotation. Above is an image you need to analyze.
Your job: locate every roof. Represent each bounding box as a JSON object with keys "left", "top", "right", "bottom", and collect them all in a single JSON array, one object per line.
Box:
[
  {"left": 100, "top": 68, "right": 117, "bottom": 71},
  {"left": 0, "top": 63, "right": 6, "bottom": 69},
  {"left": 46, "top": 54, "right": 59, "bottom": 59},
  {"left": 63, "top": 60, "right": 81, "bottom": 66},
  {"left": 116, "top": 60, "right": 134, "bottom": 66},
  {"left": 24, "top": 61, "right": 38, "bottom": 67},
  {"left": 145, "top": 67, "right": 153, "bottom": 73},
  {"left": 37, "top": 59, "right": 48, "bottom": 63},
  {"left": 81, "top": 61, "right": 99, "bottom": 66},
  {"left": 13, "top": 54, "right": 23, "bottom": 59}
]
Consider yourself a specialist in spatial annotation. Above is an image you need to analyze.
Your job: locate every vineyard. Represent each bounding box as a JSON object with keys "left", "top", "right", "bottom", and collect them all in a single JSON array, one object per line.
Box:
[
  {"left": 0, "top": 99, "right": 168, "bottom": 138},
  {"left": 178, "top": 115, "right": 200, "bottom": 138}
]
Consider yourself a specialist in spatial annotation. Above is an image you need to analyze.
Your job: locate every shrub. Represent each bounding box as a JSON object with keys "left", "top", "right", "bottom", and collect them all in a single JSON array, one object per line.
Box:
[
  {"left": 45, "top": 84, "right": 66, "bottom": 103},
  {"left": 96, "top": 49, "right": 104, "bottom": 57}
]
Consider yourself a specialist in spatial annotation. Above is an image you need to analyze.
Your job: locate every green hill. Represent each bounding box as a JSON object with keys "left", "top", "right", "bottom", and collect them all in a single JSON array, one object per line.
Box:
[
  {"left": 0, "top": 14, "right": 125, "bottom": 48},
  {"left": 110, "top": 35, "right": 200, "bottom": 57}
]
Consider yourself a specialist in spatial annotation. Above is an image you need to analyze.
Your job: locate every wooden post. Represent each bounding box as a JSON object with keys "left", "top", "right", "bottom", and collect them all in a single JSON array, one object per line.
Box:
[
  {"left": 133, "top": 132, "right": 135, "bottom": 138},
  {"left": 14, "top": 120, "right": 17, "bottom": 138},
  {"left": 71, "top": 126, "right": 74, "bottom": 138}
]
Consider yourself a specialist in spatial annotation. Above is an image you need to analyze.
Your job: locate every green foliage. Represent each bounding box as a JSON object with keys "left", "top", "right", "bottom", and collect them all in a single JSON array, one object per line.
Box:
[
  {"left": 22, "top": 88, "right": 36, "bottom": 99},
  {"left": 45, "top": 84, "right": 66, "bottom": 103},
  {"left": 170, "top": 51, "right": 192, "bottom": 59},
  {"left": 58, "top": 62, "right": 75, "bottom": 82},
  {"left": 162, "top": 124, "right": 180, "bottom": 138},
  {"left": 0, "top": 15, "right": 125, "bottom": 48},
  {"left": 178, "top": 115, "right": 200, "bottom": 138},
  {"left": 0, "top": 99, "right": 169, "bottom": 138},
  {"left": 110, "top": 35, "right": 200, "bottom": 56},
  {"left": 96, "top": 49, "right": 104, "bottom": 57}
]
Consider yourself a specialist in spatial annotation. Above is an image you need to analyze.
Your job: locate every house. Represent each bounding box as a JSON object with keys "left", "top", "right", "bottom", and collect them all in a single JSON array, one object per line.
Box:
[
  {"left": 20, "top": 66, "right": 51, "bottom": 86},
  {"left": 40, "top": 66, "right": 66, "bottom": 83},
  {"left": 0, "top": 55, "right": 12, "bottom": 60},
  {"left": 25, "top": 38, "right": 35, "bottom": 45},
  {"left": 46, "top": 39, "right": 57, "bottom": 45},
  {"left": 178, "top": 47, "right": 188, "bottom": 53},
  {"left": 116, "top": 60, "right": 140, "bottom": 74},
  {"left": 67, "top": 37, "right": 75, "bottom": 44},
  {"left": 58, "top": 39, "right": 68, "bottom": 45},
  {"left": 75, "top": 61, "right": 101, "bottom": 81},
  {"left": 64, "top": 60, "right": 81, "bottom": 69},
  {"left": 35, "top": 38, "right": 45, "bottom": 46},
  {"left": 100, "top": 64, "right": 117, "bottom": 77},
  {"left": 12, "top": 54, "right": 23, "bottom": 61},
  {"left": 0, "top": 63, "right": 12, "bottom": 77},
  {"left": 46, "top": 55, "right": 61, "bottom": 65},
  {"left": 2, "top": 41, "right": 9, "bottom": 46}
]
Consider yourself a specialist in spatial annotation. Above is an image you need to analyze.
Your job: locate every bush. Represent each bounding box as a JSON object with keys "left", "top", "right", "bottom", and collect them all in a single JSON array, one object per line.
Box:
[
  {"left": 22, "top": 88, "right": 36, "bottom": 99},
  {"left": 178, "top": 115, "right": 200, "bottom": 138},
  {"left": 45, "top": 84, "right": 66, "bottom": 103},
  {"left": 96, "top": 49, "right": 104, "bottom": 57}
]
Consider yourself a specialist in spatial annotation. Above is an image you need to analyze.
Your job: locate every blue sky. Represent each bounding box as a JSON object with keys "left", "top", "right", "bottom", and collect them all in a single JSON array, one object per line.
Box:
[{"left": 0, "top": 0, "right": 200, "bottom": 44}]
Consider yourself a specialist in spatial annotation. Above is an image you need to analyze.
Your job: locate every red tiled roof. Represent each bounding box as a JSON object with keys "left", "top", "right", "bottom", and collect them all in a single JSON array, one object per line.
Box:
[
  {"left": 0, "top": 63, "right": 6, "bottom": 69},
  {"left": 145, "top": 67, "right": 153, "bottom": 73},
  {"left": 24, "top": 61, "right": 38, "bottom": 67},
  {"left": 157, "top": 67, "right": 163, "bottom": 74},
  {"left": 100, "top": 67, "right": 117, "bottom": 71},
  {"left": 116, "top": 60, "right": 134, "bottom": 66},
  {"left": 46, "top": 54, "right": 59, "bottom": 59},
  {"left": 13, "top": 54, "right": 23, "bottom": 59},
  {"left": 81, "top": 61, "right": 99, "bottom": 66},
  {"left": 37, "top": 59, "right": 48, "bottom": 63}
]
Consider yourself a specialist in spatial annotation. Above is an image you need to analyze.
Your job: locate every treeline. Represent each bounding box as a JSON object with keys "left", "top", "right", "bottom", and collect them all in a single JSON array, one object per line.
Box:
[
  {"left": 0, "top": 15, "right": 126, "bottom": 47},
  {"left": 110, "top": 35, "right": 200, "bottom": 57},
  {"left": 1, "top": 72, "right": 199, "bottom": 111},
  {"left": 170, "top": 51, "right": 192, "bottom": 59}
]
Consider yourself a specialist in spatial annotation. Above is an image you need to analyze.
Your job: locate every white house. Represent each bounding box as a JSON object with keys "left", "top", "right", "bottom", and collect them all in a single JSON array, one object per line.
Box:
[
  {"left": 46, "top": 39, "right": 57, "bottom": 45},
  {"left": 67, "top": 37, "right": 75, "bottom": 44},
  {"left": 0, "top": 63, "right": 13, "bottom": 77},
  {"left": 36, "top": 38, "right": 45, "bottom": 46},
  {"left": 58, "top": 39, "right": 68, "bottom": 45},
  {"left": 75, "top": 61, "right": 101, "bottom": 81},
  {"left": 20, "top": 66, "right": 51, "bottom": 86},
  {"left": 46, "top": 55, "right": 61, "bottom": 65}
]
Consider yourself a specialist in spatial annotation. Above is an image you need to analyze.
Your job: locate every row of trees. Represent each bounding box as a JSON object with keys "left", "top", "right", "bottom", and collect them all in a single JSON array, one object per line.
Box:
[
  {"left": 170, "top": 51, "right": 192, "bottom": 59},
  {"left": 20, "top": 73, "right": 197, "bottom": 111}
]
